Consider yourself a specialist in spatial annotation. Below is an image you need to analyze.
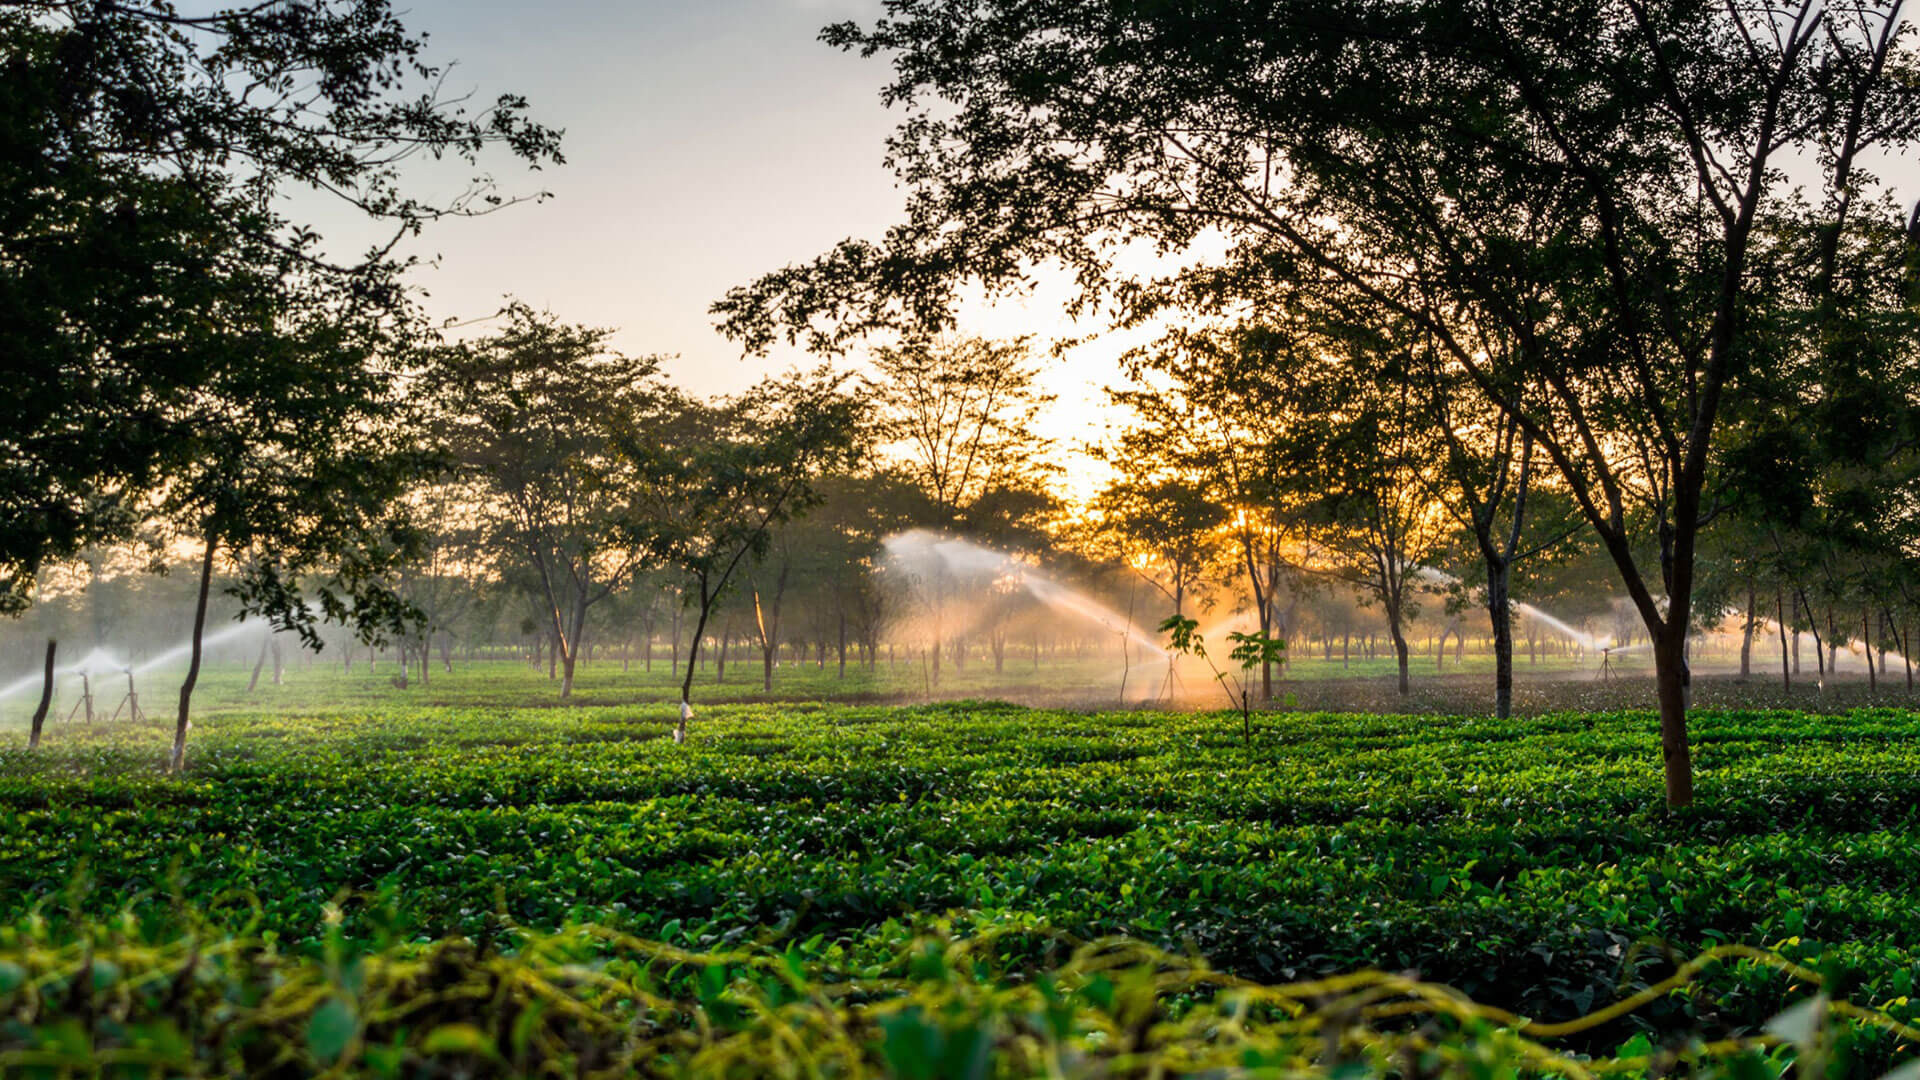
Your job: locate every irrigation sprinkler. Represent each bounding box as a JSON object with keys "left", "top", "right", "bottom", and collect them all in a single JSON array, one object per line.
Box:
[
  {"left": 64, "top": 671, "right": 94, "bottom": 725},
  {"left": 1596, "top": 647, "right": 1614, "bottom": 682},
  {"left": 108, "top": 668, "right": 146, "bottom": 723}
]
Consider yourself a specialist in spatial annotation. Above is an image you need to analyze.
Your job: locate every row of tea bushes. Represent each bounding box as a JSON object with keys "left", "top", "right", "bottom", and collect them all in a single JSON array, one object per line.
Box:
[{"left": 4, "top": 702, "right": 1918, "bottom": 1048}]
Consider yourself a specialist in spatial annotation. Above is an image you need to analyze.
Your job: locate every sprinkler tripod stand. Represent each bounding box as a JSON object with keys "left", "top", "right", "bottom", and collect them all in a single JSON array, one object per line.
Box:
[
  {"left": 1596, "top": 647, "right": 1615, "bottom": 682},
  {"left": 107, "top": 668, "right": 145, "bottom": 723},
  {"left": 63, "top": 671, "right": 94, "bottom": 724},
  {"left": 1155, "top": 658, "right": 1188, "bottom": 704}
]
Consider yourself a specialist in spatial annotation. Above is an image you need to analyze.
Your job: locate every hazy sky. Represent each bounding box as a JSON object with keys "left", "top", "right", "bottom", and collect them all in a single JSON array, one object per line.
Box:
[
  {"left": 393, "top": 0, "right": 901, "bottom": 374},
  {"left": 348, "top": 0, "right": 1157, "bottom": 497}
]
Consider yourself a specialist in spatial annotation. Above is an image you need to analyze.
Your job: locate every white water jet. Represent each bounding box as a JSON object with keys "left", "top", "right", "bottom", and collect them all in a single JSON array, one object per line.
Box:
[
  {"left": 1415, "top": 567, "right": 1604, "bottom": 651},
  {"left": 1, "top": 620, "right": 263, "bottom": 705},
  {"left": 1511, "top": 601, "right": 1604, "bottom": 652},
  {"left": 882, "top": 530, "right": 1169, "bottom": 657},
  {"left": 128, "top": 620, "right": 259, "bottom": 676}
]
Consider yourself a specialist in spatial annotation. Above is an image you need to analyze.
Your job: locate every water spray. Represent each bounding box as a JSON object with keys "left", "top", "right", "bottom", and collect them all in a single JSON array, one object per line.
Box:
[{"left": 881, "top": 530, "right": 1171, "bottom": 660}]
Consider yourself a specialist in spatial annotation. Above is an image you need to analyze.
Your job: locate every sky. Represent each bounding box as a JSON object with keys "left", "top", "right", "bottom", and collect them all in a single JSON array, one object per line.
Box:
[
  {"left": 359, "top": 0, "right": 1136, "bottom": 498},
  {"left": 355, "top": 0, "right": 1920, "bottom": 504},
  {"left": 392, "top": 0, "right": 900, "bottom": 364}
]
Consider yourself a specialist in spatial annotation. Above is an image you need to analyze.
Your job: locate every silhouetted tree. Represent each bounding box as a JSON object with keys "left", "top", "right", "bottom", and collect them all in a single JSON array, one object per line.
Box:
[
  {"left": 718, "top": 0, "right": 1920, "bottom": 805},
  {"left": 0, "top": 0, "right": 559, "bottom": 614},
  {"left": 434, "top": 306, "right": 669, "bottom": 698},
  {"left": 616, "top": 371, "right": 867, "bottom": 738}
]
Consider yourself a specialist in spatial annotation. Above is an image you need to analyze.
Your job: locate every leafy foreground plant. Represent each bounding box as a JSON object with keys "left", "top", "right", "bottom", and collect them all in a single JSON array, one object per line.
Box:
[{"left": 2, "top": 915, "right": 1916, "bottom": 1079}]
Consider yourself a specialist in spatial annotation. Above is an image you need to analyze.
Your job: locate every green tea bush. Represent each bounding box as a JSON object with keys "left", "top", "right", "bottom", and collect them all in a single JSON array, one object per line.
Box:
[
  {"left": 3, "top": 915, "right": 1916, "bottom": 1078},
  {"left": 4, "top": 701, "right": 1919, "bottom": 1061}
]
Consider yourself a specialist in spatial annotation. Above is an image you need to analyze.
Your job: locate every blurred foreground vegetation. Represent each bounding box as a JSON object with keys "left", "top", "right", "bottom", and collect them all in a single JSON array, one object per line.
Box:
[{"left": 3, "top": 916, "right": 1916, "bottom": 1078}]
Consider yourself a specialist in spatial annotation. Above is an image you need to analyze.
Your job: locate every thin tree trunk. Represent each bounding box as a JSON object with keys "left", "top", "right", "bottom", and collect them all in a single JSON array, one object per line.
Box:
[
  {"left": 676, "top": 583, "right": 717, "bottom": 742},
  {"left": 1387, "top": 602, "right": 1410, "bottom": 696},
  {"left": 1778, "top": 589, "right": 1791, "bottom": 691},
  {"left": 170, "top": 536, "right": 217, "bottom": 774},
  {"left": 247, "top": 635, "right": 270, "bottom": 692},
  {"left": 27, "top": 639, "right": 55, "bottom": 750},
  {"left": 1864, "top": 610, "right": 1876, "bottom": 693},
  {"left": 559, "top": 597, "right": 586, "bottom": 697},
  {"left": 1739, "top": 580, "right": 1756, "bottom": 678},
  {"left": 1905, "top": 614, "right": 1915, "bottom": 692},
  {"left": 1487, "top": 564, "right": 1514, "bottom": 720}
]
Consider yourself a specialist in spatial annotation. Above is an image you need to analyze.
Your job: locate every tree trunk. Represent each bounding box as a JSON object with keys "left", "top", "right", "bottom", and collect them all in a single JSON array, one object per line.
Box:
[
  {"left": 930, "top": 610, "right": 942, "bottom": 688},
  {"left": 1799, "top": 591, "right": 1824, "bottom": 677},
  {"left": 1387, "top": 610, "right": 1410, "bottom": 696},
  {"left": 272, "top": 639, "right": 284, "bottom": 685},
  {"left": 1777, "top": 589, "right": 1791, "bottom": 691},
  {"left": 1652, "top": 626, "right": 1695, "bottom": 807},
  {"left": 1259, "top": 601, "right": 1275, "bottom": 701},
  {"left": 1739, "top": 580, "right": 1756, "bottom": 678},
  {"left": 559, "top": 599, "right": 587, "bottom": 698},
  {"left": 248, "top": 635, "right": 270, "bottom": 692},
  {"left": 1864, "top": 610, "right": 1876, "bottom": 693},
  {"left": 170, "top": 536, "right": 217, "bottom": 774},
  {"left": 1905, "top": 615, "right": 1915, "bottom": 692},
  {"left": 1487, "top": 564, "right": 1514, "bottom": 720},
  {"left": 27, "top": 639, "right": 55, "bottom": 750},
  {"left": 837, "top": 611, "right": 848, "bottom": 678},
  {"left": 676, "top": 582, "right": 718, "bottom": 741}
]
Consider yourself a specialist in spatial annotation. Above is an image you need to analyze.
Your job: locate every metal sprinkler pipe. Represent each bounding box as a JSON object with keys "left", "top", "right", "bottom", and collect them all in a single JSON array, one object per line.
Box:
[{"left": 65, "top": 671, "right": 94, "bottom": 724}]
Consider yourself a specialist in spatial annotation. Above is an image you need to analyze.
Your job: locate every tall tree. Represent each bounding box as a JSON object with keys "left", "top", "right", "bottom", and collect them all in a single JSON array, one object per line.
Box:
[
  {"left": 1091, "top": 476, "right": 1225, "bottom": 620},
  {"left": 0, "top": 0, "right": 560, "bottom": 612},
  {"left": 435, "top": 307, "right": 668, "bottom": 698},
  {"left": 615, "top": 371, "right": 867, "bottom": 739},
  {"left": 717, "top": 0, "right": 1920, "bottom": 806},
  {"left": 869, "top": 335, "right": 1059, "bottom": 682},
  {"left": 1109, "top": 328, "right": 1319, "bottom": 699},
  {"left": 1256, "top": 326, "right": 1452, "bottom": 697},
  {"left": 158, "top": 301, "right": 431, "bottom": 772}
]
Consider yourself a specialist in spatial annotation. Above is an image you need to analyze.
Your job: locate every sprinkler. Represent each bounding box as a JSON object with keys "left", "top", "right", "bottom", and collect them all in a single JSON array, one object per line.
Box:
[
  {"left": 1596, "top": 646, "right": 1614, "bottom": 682},
  {"left": 108, "top": 668, "right": 146, "bottom": 723},
  {"left": 64, "top": 671, "right": 95, "bottom": 725}
]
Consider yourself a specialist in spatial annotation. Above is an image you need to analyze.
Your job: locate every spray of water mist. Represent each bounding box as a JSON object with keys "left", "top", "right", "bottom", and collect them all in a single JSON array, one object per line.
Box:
[
  {"left": 0, "top": 620, "right": 265, "bottom": 704},
  {"left": 881, "top": 530, "right": 1169, "bottom": 658},
  {"left": 1412, "top": 567, "right": 1611, "bottom": 650}
]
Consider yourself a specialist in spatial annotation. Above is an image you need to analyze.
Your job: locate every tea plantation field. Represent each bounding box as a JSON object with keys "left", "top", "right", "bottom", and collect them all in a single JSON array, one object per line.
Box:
[{"left": 4, "top": 698, "right": 1918, "bottom": 1040}]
